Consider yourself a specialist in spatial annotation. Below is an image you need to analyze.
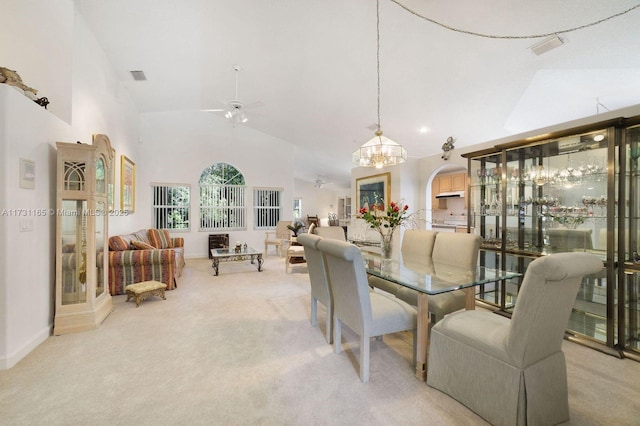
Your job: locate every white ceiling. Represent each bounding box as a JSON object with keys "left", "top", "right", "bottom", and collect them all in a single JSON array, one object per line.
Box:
[{"left": 73, "top": 0, "right": 640, "bottom": 189}]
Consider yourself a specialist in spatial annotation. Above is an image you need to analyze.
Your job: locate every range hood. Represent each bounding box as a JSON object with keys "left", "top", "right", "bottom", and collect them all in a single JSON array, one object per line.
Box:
[{"left": 435, "top": 190, "right": 465, "bottom": 199}]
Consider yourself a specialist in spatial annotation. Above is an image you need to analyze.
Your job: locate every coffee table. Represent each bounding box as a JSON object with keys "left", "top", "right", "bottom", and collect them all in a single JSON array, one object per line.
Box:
[{"left": 210, "top": 247, "right": 264, "bottom": 276}]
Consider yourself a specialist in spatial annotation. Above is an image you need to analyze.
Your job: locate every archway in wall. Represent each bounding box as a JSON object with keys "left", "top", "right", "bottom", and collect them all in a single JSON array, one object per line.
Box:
[{"left": 425, "top": 163, "right": 466, "bottom": 228}]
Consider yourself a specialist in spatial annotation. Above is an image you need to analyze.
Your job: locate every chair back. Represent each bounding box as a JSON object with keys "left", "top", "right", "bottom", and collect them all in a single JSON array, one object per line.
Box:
[
  {"left": 431, "top": 232, "right": 482, "bottom": 268},
  {"left": 307, "top": 215, "right": 319, "bottom": 227},
  {"left": 275, "top": 221, "right": 292, "bottom": 240},
  {"left": 317, "top": 238, "right": 371, "bottom": 335},
  {"left": 315, "top": 226, "right": 346, "bottom": 241},
  {"left": 507, "top": 252, "right": 603, "bottom": 367},
  {"left": 297, "top": 233, "right": 331, "bottom": 307},
  {"left": 546, "top": 228, "right": 593, "bottom": 252},
  {"left": 401, "top": 229, "right": 438, "bottom": 262}
]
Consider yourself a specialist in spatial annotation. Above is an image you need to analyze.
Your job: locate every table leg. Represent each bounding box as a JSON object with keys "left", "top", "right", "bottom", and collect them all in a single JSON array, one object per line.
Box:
[
  {"left": 415, "top": 292, "right": 429, "bottom": 381},
  {"left": 212, "top": 258, "right": 219, "bottom": 276},
  {"left": 256, "top": 255, "right": 263, "bottom": 272},
  {"left": 464, "top": 287, "right": 476, "bottom": 310}
]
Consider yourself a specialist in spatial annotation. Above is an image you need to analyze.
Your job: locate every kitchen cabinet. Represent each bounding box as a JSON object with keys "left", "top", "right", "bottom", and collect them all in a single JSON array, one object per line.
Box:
[{"left": 432, "top": 172, "right": 466, "bottom": 210}]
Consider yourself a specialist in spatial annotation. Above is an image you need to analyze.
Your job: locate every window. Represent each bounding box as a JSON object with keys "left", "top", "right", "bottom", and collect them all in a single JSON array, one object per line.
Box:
[
  {"left": 199, "top": 163, "right": 246, "bottom": 231},
  {"left": 151, "top": 184, "right": 191, "bottom": 230},
  {"left": 254, "top": 188, "right": 282, "bottom": 229},
  {"left": 293, "top": 198, "right": 302, "bottom": 220}
]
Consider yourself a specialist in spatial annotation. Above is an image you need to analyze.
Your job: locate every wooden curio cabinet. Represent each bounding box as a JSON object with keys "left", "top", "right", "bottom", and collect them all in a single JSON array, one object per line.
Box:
[{"left": 54, "top": 134, "right": 114, "bottom": 335}]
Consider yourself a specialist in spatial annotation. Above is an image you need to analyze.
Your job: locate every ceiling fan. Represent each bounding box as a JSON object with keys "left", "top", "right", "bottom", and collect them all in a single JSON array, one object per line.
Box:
[
  {"left": 315, "top": 176, "right": 330, "bottom": 188},
  {"left": 202, "top": 65, "right": 264, "bottom": 125}
]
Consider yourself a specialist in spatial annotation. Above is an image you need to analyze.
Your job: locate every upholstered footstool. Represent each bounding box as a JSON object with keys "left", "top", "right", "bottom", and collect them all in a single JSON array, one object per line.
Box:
[{"left": 125, "top": 281, "right": 167, "bottom": 307}]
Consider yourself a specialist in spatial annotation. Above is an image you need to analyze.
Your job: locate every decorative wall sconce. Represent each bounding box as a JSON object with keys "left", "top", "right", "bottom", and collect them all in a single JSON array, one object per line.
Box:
[{"left": 441, "top": 136, "right": 455, "bottom": 160}]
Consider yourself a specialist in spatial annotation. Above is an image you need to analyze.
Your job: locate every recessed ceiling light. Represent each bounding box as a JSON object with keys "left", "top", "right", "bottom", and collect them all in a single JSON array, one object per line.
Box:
[
  {"left": 419, "top": 126, "right": 431, "bottom": 134},
  {"left": 593, "top": 134, "right": 605, "bottom": 142}
]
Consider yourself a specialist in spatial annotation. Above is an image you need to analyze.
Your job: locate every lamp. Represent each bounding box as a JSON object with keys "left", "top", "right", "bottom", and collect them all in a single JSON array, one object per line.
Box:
[{"left": 352, "top": 0, "right": 406, "bottom": 169}]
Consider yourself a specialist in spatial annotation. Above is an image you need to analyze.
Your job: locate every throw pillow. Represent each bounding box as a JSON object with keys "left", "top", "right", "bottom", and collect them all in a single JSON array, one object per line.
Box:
[
  {"left": 108, "top": 236, "right": 130, "bottom": 251},
  {"left": 148, "top": 228, "right": 173, "bottom": 249},
  {"left": 131, "top": 240, "right": 156, "bottom": 250}
]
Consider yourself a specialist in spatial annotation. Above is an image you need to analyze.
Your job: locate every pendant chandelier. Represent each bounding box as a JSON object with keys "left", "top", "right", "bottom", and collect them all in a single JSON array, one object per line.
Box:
[{"left": 352, "top": 0, "right": 407, "bottom": 169}]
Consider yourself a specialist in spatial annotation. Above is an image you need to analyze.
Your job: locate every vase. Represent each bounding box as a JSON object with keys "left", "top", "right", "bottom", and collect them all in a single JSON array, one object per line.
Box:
[{"left": 381, "top": 235, "right": 393, "bottom": 259}]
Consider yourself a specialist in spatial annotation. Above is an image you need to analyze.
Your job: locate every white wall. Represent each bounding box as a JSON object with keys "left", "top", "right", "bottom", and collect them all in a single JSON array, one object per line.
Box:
[
  {"left": 293, "top": 178, "right": 341, "bottom": 224},
  {"left": 0, "top": 2, "right": 140, "bottom": 369},
  {"left": 139, "top": 111, "right": 295, "bottom": 258},
  {"left": 1, "top": 0, "right": 73, "bottom": 123}
]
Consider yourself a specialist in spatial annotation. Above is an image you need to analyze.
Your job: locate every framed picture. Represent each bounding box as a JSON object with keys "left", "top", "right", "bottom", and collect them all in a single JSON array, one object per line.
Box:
[
  {"left": 120, "top": 155, "right": 135, "bottom": 212},
  {"left": 356, "top": 172, "right": 390, "bottom": 212},
  {"left": 19, "top": 158, "right": 36, "bottom": 189}
]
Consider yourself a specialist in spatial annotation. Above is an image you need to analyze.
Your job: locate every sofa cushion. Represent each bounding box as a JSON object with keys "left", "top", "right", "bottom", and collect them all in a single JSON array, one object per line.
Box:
[
  {"left": 109, "top": 236, "right": 130, "bottom": 251},
  {"left": 133, "top": 229, "right": 152, "bottom": 244},
  {"left": 131, "top": 240, "right": 156, "bottom": 250},
  {"left": 148, "top": 229, "right": 173, "bottom": 249}
]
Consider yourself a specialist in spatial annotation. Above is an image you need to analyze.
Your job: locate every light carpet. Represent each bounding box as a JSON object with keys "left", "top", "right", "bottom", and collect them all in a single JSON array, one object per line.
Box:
[{"left": 1, "top": 257, "right": 639, "bottom": 425}]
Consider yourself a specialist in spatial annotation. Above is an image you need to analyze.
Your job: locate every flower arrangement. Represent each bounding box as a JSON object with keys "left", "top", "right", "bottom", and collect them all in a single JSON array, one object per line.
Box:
[{"left": 358, "top": 201, "right": 412, "bottom": 258}]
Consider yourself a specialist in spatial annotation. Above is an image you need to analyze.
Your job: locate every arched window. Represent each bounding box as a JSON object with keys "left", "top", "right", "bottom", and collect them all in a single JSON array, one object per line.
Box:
[{"left": 199, "top": 163, "right": 246, "bottom": 230}]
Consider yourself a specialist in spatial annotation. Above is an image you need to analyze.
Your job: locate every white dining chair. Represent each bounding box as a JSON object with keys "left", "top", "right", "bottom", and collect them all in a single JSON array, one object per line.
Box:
[
  {"left": 297, "top": 233, "right": 333, "bottom": 343},
  {"left": 318, "top": 238, "right": 417, "bottom": 382}
]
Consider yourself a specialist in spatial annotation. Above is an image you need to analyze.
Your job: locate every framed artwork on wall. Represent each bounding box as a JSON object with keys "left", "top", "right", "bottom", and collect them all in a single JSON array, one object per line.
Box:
[
  {"left": 19, "top": 158, "right": 36, "bottom": 189},
  {"left": 356, "top": 172, "right": 390, "bottom": 212},
  {"left": 120, "top": 155, "right": 135, "bottom": 212}
]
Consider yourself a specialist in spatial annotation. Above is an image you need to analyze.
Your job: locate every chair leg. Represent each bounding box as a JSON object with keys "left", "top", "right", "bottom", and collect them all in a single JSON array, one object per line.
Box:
[
  {"left": 325, "top": 306, "right": 333, "bottom": 344},
  {"left": 311, "top": 296, "right": 318, "bottom": 326},
  {"left": 360, "top": 334, "right": 370, "bottom": 383},
  {"left": 334, "top": 319, "right": 342, "bottom": 354}
]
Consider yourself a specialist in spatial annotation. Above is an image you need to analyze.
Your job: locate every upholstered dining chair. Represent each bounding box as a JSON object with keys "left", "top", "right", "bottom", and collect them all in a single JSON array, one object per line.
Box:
[
  {"left": 318, "top": 238, "right": 417, "bottom": 383},
  {"left": 427, "top": 252, "right": 603, "bottom": 426},
  {"left": 264, "top": 220, "right": 291, "bottom": 257},
  {"left": 314, "top": 226, "right": 346, "bottom": 241},
  {"left": 297, "top": 233, "right": 333, "bottom": 343}
]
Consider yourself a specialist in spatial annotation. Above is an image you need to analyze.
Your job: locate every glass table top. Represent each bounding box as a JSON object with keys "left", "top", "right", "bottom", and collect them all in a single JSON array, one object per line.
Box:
[
  {"left": 362, "top": 252, "right": 522, "bottom": 296},
  {"left": 211, "top": 247, "right": 261, "bottom": 257}
]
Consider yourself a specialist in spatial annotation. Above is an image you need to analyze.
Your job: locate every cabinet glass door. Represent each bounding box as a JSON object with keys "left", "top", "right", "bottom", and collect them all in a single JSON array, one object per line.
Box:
[
  {"left": 60, "top": 200, "right": 88, "bottom": 305},
  {"left": 624, "top": 124, "right": 640, "bottom": 353}
]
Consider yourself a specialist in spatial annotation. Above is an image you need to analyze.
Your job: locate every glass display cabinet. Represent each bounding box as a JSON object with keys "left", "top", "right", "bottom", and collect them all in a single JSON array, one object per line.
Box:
[
  {"left": 54, "top": 134, "right": 114, "bottom": 335},
  {"left": 464, "top": 116, "right": 640, "bottom": 359}
]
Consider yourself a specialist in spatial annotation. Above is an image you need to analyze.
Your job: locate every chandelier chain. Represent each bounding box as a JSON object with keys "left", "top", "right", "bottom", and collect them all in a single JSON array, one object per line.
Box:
[
  {"left": 389, "top": 0, "right": 640, "bottom": 39},
  {"left": 376, "top": 0, "right": 381, "bottom": 131}
]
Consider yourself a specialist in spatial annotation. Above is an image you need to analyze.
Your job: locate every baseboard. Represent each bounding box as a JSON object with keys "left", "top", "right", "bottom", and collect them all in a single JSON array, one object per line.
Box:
[{"left": 0, "top": 324, "right": 52, "bottom": 370}]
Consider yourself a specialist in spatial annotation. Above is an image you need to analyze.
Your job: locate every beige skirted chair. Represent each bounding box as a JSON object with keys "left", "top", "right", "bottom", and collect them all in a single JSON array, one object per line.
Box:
[
  {"left": 427, "top": 252, "right": 603, "bottom": 426},
  {"left": 264, "top": 220, "right": 292, "bottom": 257},
  {"left": 369, "top": 230, "right": 482, "bottom": 328},
  {"left": 318, "top": 238, "right": 417, "bottom": 382},
  {"left": 297, "top": 233, "right": 333, "bottom": 343},
  {"left": 314, "top": 226, "right": 346, "bottom": 241}
]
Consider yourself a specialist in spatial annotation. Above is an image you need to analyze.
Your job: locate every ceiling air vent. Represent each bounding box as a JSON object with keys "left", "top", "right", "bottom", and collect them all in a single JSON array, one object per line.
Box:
[{"left": 130, "top": 70, "right": 147, "bottom": 81}]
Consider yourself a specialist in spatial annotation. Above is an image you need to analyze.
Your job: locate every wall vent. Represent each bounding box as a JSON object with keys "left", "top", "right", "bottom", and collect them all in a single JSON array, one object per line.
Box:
[{"left": 130, "top": 70, "right": 147, "bottom": 81}]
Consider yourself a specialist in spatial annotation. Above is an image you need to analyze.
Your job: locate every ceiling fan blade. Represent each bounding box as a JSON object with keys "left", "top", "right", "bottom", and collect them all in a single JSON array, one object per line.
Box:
[
  {"left": 242, "top": 100, "right": 264, "bottom": 110},
  {"left": 201, "top": 108, "right": 226, "bottom": 112}
]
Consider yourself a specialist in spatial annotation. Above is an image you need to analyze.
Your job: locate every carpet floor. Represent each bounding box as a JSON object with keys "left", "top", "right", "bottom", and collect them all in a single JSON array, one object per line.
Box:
[{"left": 1, "top": 257, "right": 639, "bottom": 425}]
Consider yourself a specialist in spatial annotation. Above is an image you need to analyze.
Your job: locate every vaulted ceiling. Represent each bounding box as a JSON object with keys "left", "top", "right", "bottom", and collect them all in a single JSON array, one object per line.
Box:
[{"left": 74, "top": 0, "right": 640, "bottom": 189}]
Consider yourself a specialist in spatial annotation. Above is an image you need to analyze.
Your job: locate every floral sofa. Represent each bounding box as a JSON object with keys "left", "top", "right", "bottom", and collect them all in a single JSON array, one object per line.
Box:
[{"left": 107, "top": 229, "right": 185, "bottom": 295}]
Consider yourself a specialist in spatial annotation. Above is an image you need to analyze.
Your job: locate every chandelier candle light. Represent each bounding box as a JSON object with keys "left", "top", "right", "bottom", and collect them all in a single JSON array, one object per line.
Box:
[
  {"left": 358, "top": 201, "right": 412, "bottom": 259},
  {"left": 352, "top": 0, "right": 407, "bottom": 169}
]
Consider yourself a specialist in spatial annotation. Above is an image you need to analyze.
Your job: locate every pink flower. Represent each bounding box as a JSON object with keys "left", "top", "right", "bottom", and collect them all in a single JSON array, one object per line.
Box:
[
  {"left": 403, "top": 205, "right": 409, "bottom": 211},
  {"left": 359, "top": 207, "right": 368, "bottom": 214}
]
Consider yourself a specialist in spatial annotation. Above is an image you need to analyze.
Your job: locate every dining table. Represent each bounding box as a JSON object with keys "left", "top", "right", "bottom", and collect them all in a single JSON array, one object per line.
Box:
[{"left": 361, "top": 252, "right": 522, "bottom": 381}]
